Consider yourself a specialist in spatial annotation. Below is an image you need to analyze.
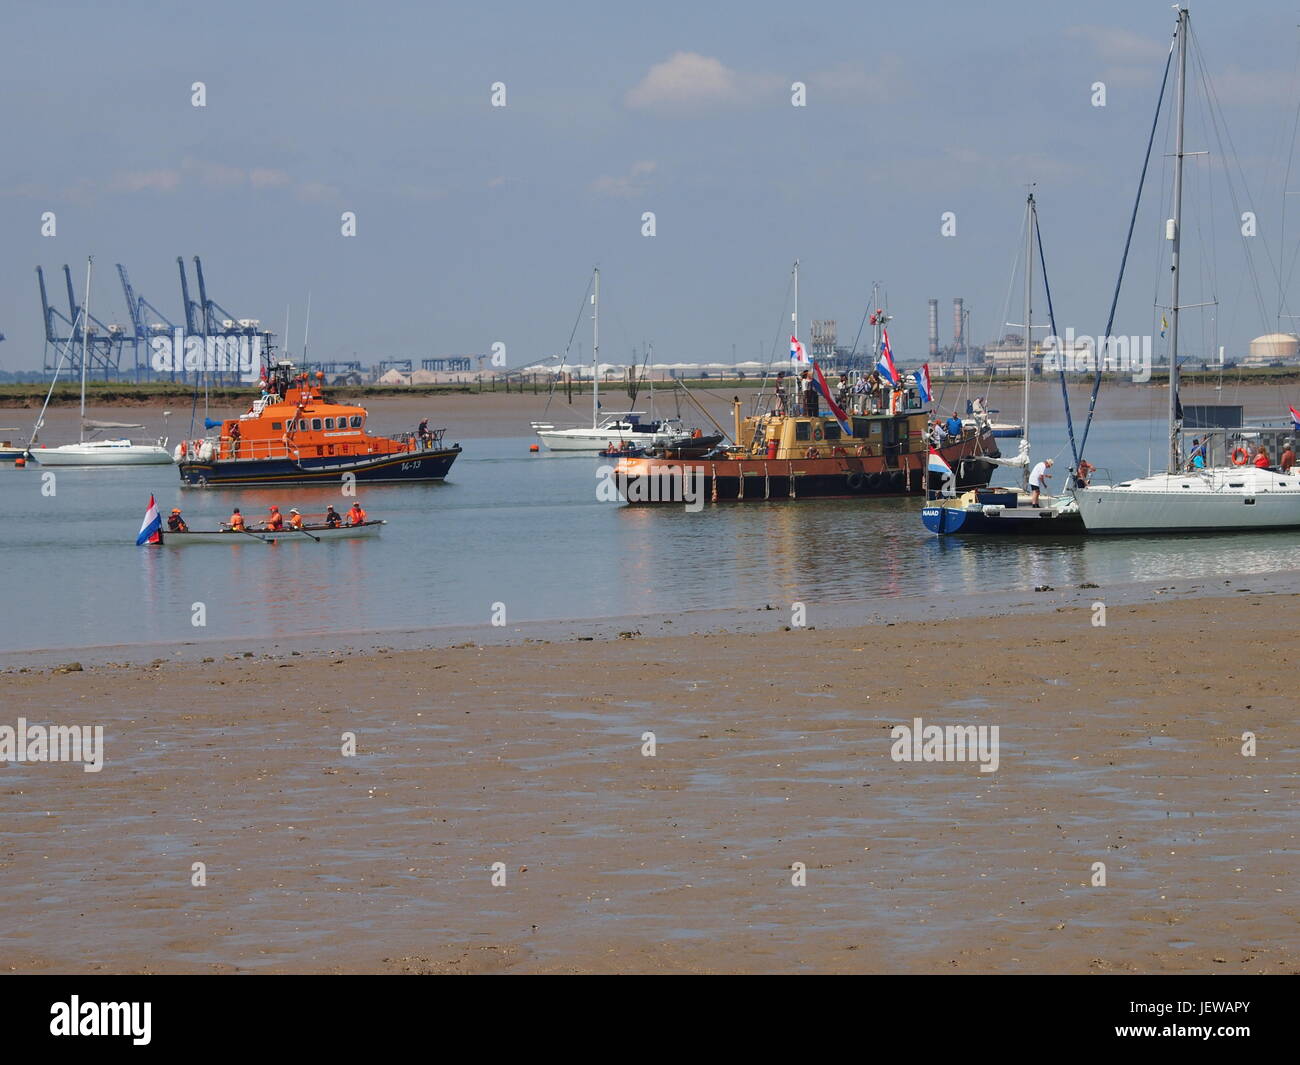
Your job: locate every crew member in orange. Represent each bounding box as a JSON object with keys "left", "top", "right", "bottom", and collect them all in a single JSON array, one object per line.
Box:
[
  {"left": 1254, "top": 445, "right": 1271, "bottom": 469},
  {"left": 347, "top": 502, "right": 367, "bottom": 526},
  {"left": 266, "top": 505, "right": 284, "bottom": 531},
  {"left": 229, "top": 422, "right": 242, "bottom": 458},
  {"left": 166, "top": 508, "right": 188, "bottom": 533},
  {"left": 228, "top": 507, "right": 246, "bottom": 531},
  {"left": 288, "top": 508, "right": 304, "bottom": 530}
]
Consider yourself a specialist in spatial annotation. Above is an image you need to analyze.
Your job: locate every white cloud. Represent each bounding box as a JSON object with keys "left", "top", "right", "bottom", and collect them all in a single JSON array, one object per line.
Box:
[
  {"left": 627, "top": 52, "right": 752, "bottom": 111},
  {"left": 591, "top": 160, "right": 657, "bottom": 198}
]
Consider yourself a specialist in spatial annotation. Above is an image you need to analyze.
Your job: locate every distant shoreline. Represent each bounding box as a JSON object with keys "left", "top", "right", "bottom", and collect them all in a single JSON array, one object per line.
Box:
[{"left": 1, "top": 370, "right": 1298, "bottom": 408}]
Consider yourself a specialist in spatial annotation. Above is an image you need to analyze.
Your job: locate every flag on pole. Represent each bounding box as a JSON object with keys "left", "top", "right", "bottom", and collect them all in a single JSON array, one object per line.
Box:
[
  {"left": 913, "top": 363, "right": 932, "bottom": 404},
  {"left": 1160, "top": 313, "right": 1168, "bottom": 339},
  {"left": 1290, "top": 405, "right": 1300, "bottom": 430},
  {"left": 876, "top": 327, "right": 899, "bottom": 385},
  {"left": 137, "top": 494, "right": 162, "bottom": 545},
  {"left": 811, "top": 361, "right": 852, "bottom": 435},
  {"left": 927, "top": 449, "right": 953, "bottom": 476},
  {"left": 790, "top": 335, "right": 810, "bottom": 365}
]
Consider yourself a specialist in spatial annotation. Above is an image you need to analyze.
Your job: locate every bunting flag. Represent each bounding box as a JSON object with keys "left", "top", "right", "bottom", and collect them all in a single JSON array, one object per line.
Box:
[
  {"left": 1289, "top": 405, "right": 1300, "bottom": 430},
  {"left": 1160, "top": 313, "right": 1169, "bottom": 339},
  {"left": 789, "top": 335, "right": 810, "bottom": 365},
  {"left": 811, "top": 361, "right": 852, "bottom": 435},
  {"left": 913, "top": 363, "right": 932, "bottom": 404},
  {"left": 876, "top": 327, "right": 899, "bottom": 385},
  {"left": 137, "top": 494, "right": 162, "bottom": 545}
]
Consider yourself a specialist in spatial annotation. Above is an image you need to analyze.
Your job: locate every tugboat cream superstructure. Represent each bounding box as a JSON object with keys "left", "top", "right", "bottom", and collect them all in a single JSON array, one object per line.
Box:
[{"left": 177, "top": 359, "right": 460, "bottom": 486}]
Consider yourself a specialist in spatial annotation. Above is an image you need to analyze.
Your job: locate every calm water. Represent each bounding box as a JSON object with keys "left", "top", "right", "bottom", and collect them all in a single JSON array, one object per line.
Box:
[{"left": 3, "top": 414, "right": 1297, "bottom": 655}]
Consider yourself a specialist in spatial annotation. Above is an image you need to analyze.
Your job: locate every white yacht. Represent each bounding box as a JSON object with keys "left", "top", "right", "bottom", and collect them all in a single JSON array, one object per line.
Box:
[
  {"left": 1074, "top": 9, "right": 1300, "bottom": 534},
  {"left": 532, "top": 269, "right": 681, "bottom": 452},
  {"left": 26, "top": 258, "right": 174, "bottom": 468}
]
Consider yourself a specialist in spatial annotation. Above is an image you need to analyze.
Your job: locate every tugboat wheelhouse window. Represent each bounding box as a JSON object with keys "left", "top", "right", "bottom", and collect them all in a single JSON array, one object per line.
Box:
[
  {"left": 312, "top": 418, "right": 322, "bottom": 430},
  {"left": 795, "top": 422, "right": 810, "bottom": 441},
  {"left": 823, "top": 422, "right": 841, "bottom": 442},
  {"left": 325, "top": 418, "right": 335, "bottom": 429},
  {"left": 350, "top": 416, "right": 363, "bottom": 428}
]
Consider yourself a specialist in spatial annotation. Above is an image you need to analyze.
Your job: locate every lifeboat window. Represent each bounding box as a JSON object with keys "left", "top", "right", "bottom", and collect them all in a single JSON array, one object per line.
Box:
[
  {"left": 823, "top": 422, "right": 841, "bottom": 442},
  {"left": 312, "top": 418, "right": 322, "bottom": 431},
  {"left": 794, "top": 422, "right": 810, "bottom": 441},
  {"left": 325, "top": 418, "right": 335, "bottom": 429},
  {"left": 271, "top": 422, "right": 282, "bottom": 431},
  {"left": 350, "top": 416, "right": 363, "bottom": 428}
]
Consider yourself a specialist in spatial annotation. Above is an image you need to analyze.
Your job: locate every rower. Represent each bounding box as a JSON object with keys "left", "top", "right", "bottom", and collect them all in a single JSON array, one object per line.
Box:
[
  {"left": 266, "top": 505, "right": 284, "bottom": 531},
  {"left": 324, "top": 505, "right": 342, "bottom": 528},
  {"left": 347, "top": 502, "right": 367, "bottom": 526},
  {"left": 288, "top": 508, "right": 304, "bottom": 530},
  {"left": 228, "top": 507, "right": 246, "bottom": 531},
  {"left": 167, "top": 507, "right": 189, "bottom": 533}
]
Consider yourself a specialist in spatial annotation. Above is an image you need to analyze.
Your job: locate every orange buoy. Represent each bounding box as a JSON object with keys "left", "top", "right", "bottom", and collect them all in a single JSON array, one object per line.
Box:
[
  {"left": 14, "top": 457, "right": 25, "bottom": 467},
  {"left": 529, "top": 444, "right": 540, "bottom": 452}
]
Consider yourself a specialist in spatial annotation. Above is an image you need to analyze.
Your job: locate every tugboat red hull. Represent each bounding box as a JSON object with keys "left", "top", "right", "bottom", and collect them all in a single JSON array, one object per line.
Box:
[{"left": 615, "top": 432, "right": 998, "bottom": 503}]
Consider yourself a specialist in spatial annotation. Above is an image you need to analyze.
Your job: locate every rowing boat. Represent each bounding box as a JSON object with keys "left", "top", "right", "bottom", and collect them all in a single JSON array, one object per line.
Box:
[{"left": 153, "top": 520, "right": 386, "bottom": 546}]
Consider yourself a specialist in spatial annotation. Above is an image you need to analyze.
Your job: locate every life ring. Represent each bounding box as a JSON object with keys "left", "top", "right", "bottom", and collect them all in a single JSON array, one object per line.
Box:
[
  {"left": 812, "top": 427, "right": 823, "bottom": 441},
  {"left": 855, "top": 445, "right": 867, "bottom": 457},
  {"left": 846, "top": 471, "right": 867, "bottom": 491},
  {"left": 1231, "top": 446, "right": 1249, "bottom": 466},
  {"left": 832, "top": 446, "right": 847, "bottom": 457},
  {"left": 805, "top": 446, "right": 819, "bottom": 459}
]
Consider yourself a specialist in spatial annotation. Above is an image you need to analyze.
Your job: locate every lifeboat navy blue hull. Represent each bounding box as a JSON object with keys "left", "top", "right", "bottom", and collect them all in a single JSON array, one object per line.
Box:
[{"left": 179, "top": 446, "right": 461, "bottom": 487}]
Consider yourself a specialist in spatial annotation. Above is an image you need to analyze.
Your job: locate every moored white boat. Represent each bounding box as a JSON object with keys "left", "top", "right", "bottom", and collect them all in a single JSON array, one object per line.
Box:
[
  {"left": 33, "top": 438, "right": 173, "bottom": 466},
  {"left": 532, "top": 413, "right": 682, "bottom": 451},
  {"left": 155, "top": 520, "right": 386, "bottom": 545},
  {"left": 1074, "top": 468, "right": 1300, "bottom": 532}
]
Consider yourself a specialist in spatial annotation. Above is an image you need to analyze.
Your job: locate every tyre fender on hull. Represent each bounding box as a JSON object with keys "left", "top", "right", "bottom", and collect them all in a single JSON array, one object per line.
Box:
[{"left": 846, "top": 471, "right": 868, "bottom": 492}]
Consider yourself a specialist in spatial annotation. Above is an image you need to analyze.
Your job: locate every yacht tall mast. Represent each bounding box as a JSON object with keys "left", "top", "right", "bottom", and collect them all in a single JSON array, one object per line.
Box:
[
  {"left": 1168, "top": 6, "right": 1188, "bottom": 469},
  {"left": 1022, "top": 193, "right": 1034, "bottom": 491},
  {"left": 79, "top": 257, "right": 92, "bottom": 442},
  {"left": 592, "top": 268, "right": 600, "bottom": 430}
]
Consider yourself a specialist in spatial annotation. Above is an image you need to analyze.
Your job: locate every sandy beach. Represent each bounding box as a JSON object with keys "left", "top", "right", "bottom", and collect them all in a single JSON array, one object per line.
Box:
[{"left": 2, "top": 586, "right": 1295, "bottom": 974}]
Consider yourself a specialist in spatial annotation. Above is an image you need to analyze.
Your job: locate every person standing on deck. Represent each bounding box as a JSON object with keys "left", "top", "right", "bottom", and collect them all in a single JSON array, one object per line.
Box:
[
  {"left": 945, "top": 411, "right": 963, "bottom": 439},
  {"left": 772, "top": 372, "right": 787, "bottom": 415},
  {"left": 228, "top": 422, "right": 241, "bottom": 458},
  {"left": 418, "top": 418, "right": 432, "bottom": 448},
  {"left": 1281, "top": 441, "right": 1296, "bottom": 472},
  {"left": 1028, "top": 458, "right": 1053, "bottom": 507}
]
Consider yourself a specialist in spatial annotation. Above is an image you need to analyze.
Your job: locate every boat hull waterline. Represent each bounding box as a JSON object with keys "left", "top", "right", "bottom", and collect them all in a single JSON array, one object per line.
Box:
[
  {"left": 616, "top": 438, "right": 999, "bottom": 504},
  {"left": 33, "top": 441, "right": 174, "bottom": 466},
  {"left": 178, "top": 447, "right": 460, "bottom": 486},
  {"left": 1074, "top": 469, "right": 1300, "bottom": 532},
  {"left": 155, "top": 520, "right": 386, "bottom": 545}
]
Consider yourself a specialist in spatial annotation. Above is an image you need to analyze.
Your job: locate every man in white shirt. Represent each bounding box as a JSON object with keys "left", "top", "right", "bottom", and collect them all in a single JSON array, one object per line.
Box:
[{"left": 1029, "top": 457, "right": 1053, "bottom": 507}]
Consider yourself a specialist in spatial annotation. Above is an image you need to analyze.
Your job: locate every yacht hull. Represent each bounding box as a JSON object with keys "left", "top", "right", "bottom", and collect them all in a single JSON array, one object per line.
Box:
[{"left": 1075, "top": 469, "right": 1300, "bottom": 532}]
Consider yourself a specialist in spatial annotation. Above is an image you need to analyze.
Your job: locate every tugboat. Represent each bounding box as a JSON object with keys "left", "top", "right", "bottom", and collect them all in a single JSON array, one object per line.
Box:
[
  {"left": 176, "top": 360, "right": 461, "bottom": 487},
  {"left": 615, "top": 384, "right": 998, "bottom": 503}
]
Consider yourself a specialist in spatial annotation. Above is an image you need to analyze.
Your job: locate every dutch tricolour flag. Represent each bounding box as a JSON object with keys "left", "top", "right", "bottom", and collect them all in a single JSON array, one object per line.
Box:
[
  {"left": 913, "top": 362, "right": 932, "bottom": 404},
  {"left": 790, "top": 335, "right": 810, "bottom": 365},
  {"left": 137, "top": 494, "right": 162, "bottom": 545},
  {"left": 927, "top": 449, "right": 953, "bottom": 477},
  {"left": 876, "top": 327, "right": 899, "bottom": 385},
  {"left": 1290, "top": 405, "right": 1300, "bottom": 430}
]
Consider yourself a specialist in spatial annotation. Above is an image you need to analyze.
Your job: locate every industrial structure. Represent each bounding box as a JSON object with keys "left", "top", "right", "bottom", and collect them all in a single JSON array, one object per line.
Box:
[{"left": 36, "top": 255, "right": 270, "bottom": 383}]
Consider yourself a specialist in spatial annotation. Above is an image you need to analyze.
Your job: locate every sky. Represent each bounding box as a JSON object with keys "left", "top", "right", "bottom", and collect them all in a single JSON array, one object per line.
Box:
[{"left": 3, "top": 0, "right": 1300, "bottom": 374}]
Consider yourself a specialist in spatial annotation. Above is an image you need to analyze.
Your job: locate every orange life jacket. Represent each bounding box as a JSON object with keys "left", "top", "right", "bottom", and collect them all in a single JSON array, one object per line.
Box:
[
  {"left": 349, "top": 506, "right": 367, "bottom": 525},
  {"left": 230, "top": 513, "right": 245, "bottom": 530},
  {"left": 267, "top": 512, "right": 284, "bottom": 530}
]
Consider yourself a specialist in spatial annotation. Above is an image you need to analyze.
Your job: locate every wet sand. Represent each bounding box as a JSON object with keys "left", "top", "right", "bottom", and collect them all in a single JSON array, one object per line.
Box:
[{"left": 1, "top": 589, "right": 1295, "bottom": 974}]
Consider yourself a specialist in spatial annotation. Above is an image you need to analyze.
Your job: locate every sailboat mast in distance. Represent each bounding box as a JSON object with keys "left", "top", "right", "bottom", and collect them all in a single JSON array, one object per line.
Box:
[
  {"left": 80, "top": 256, "right": 93, "bottom": 435},
  {"left": 1168, "top": 5, "right": 1188, "bottom": 470},
  {"left": 592, "top": 268, "right": 599, "bottom": 430},
  {"left": 1022, "top": 193, "right": 1034, "bottom": 492}
]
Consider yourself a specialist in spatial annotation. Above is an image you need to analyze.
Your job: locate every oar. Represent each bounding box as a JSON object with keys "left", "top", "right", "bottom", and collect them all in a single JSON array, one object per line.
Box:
[{"left": 286, "top": 525, "right": 322, "bottom": 542}]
